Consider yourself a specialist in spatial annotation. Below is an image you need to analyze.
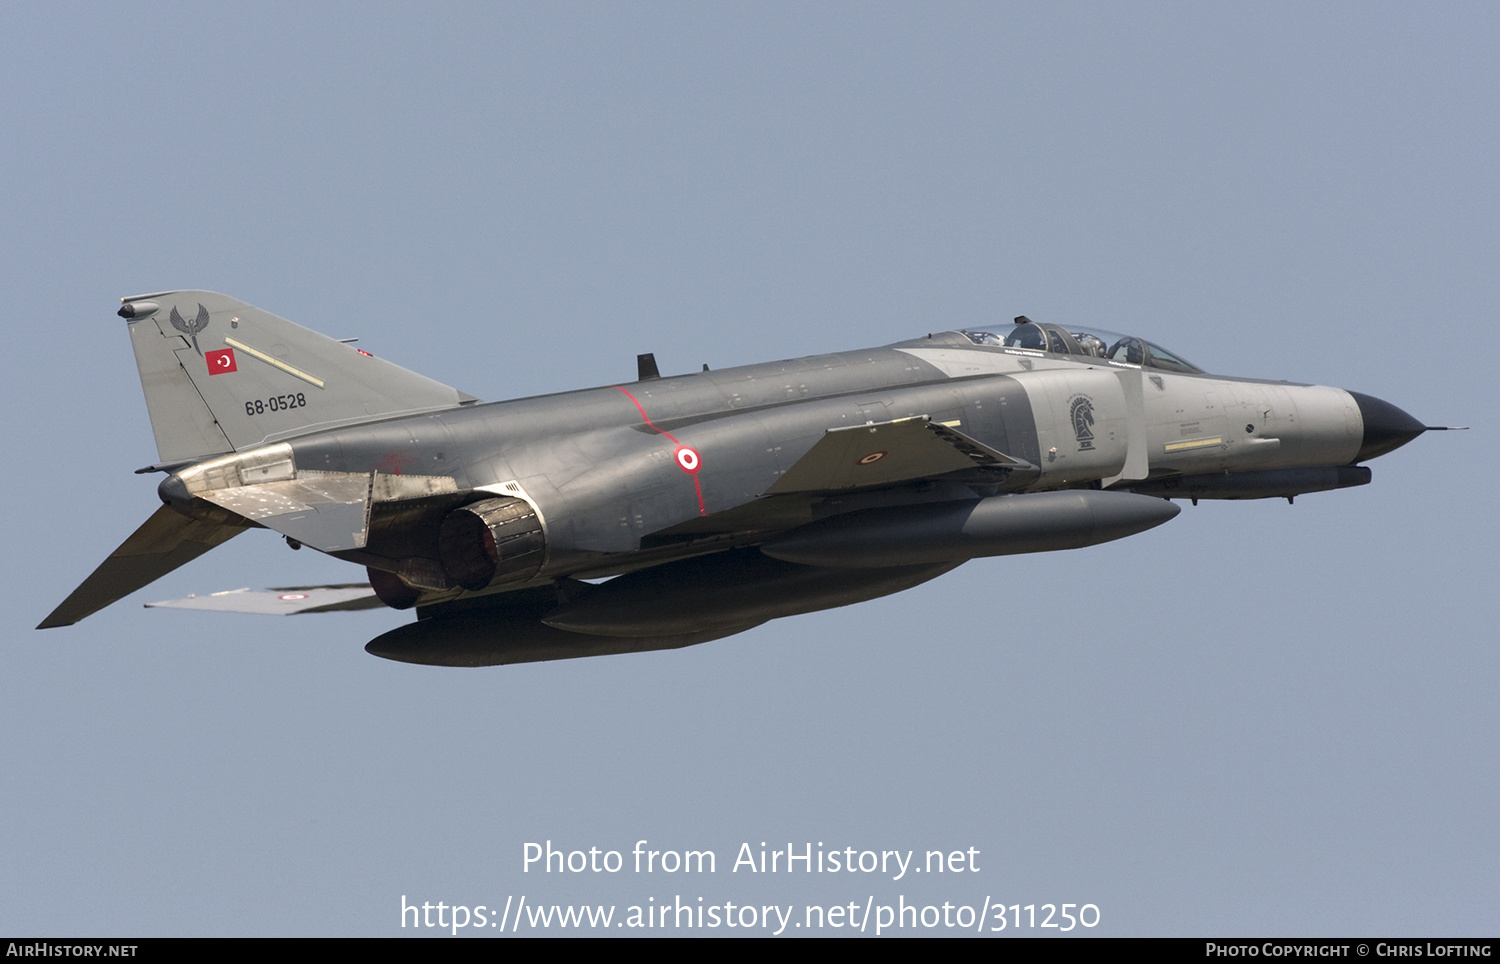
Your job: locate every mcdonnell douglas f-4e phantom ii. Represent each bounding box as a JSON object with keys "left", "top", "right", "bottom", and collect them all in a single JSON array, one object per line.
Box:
[{"left": 39, "top": 291, "right": 1453, "bottom": 666}]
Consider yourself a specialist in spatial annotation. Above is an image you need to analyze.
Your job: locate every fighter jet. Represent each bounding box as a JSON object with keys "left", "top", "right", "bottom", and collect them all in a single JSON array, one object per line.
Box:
[{"left": 38, "top": 291, "right": 1450, "bottom": 666}]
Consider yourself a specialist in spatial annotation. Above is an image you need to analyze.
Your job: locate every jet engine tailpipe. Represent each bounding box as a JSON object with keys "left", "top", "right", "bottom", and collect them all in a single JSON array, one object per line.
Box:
[{"left": 438, "top": 496, "right": 546, "bottom": 591}]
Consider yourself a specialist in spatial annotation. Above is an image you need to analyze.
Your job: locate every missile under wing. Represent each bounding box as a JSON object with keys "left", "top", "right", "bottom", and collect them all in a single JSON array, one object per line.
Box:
[{"left": 40, "top": 294, "right": 1452, "bottom": 666}]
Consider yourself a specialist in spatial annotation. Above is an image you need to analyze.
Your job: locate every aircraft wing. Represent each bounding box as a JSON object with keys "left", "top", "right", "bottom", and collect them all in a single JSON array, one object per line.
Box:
[
  {"left": 145, "top": 584, "right": 382, "bottom": 615},
  {"left": 38, "top": 505, "right": 248, "bottom": 628},
  {"left": 764, "top": 415, "right": 1033, "bottom": 495}
]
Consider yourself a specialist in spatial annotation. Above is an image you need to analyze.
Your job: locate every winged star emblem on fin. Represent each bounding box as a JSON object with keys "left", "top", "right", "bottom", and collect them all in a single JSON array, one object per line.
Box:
[{"left": 169, "top": 303, "right": 210, "bottom": 354}]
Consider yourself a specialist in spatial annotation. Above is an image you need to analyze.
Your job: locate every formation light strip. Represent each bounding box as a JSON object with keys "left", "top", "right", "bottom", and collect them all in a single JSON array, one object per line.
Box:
[
  {"left": 224, "top": 337, "right": 325, "bottom": 388},
  {"left": 1164, "top": 437, "right": 1224, "bottom": 452}
]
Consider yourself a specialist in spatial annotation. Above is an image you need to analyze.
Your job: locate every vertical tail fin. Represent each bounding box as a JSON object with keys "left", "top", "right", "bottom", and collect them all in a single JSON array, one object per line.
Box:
[{"left": 120, "top": 290, "right": 477, "bottom": 465}]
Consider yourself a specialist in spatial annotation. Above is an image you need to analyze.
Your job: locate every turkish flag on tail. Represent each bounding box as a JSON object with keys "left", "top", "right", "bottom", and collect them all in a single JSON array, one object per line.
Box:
[{"left": 206, "top": 348, "right": 237, "bottom": 374}]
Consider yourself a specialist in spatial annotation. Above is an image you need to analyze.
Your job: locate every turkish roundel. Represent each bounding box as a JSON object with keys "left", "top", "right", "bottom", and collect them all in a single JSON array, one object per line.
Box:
[{"left": 206, "top": 348, "right": 237, "bottom": 374}]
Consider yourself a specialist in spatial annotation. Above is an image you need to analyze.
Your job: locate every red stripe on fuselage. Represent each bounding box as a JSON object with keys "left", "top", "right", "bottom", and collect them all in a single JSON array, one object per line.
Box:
[{"left": 612, "top": 385, "right": 707, "bottom": 516}]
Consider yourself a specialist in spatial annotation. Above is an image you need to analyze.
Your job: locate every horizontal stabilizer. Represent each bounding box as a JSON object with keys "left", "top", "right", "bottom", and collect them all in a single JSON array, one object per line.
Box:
[
  {"left": 765, "top": 416, "right": 1032, "bottom": 495},
  {"left": 38, "top": 505, "right": 247, "bottom": 628},
  {"left": 146, "top": 584, "right": 382, "bottom": 615}
]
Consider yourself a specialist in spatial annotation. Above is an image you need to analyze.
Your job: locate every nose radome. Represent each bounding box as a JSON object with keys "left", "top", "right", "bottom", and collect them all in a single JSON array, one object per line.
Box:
[{"left": 1347, "top": 391, "right": 1426, "bottom": 463}]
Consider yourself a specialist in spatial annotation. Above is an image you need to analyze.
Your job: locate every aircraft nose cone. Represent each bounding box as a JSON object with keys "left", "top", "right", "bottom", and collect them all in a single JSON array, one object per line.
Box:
[{"left": 1348, "top": 391, "right": 1426, "bottom": 462}]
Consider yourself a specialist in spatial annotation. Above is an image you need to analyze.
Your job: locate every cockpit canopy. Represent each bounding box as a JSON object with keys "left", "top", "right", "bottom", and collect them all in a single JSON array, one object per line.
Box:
[{"left": 958, "top": 318, "right": 1204, "bottom": 374}]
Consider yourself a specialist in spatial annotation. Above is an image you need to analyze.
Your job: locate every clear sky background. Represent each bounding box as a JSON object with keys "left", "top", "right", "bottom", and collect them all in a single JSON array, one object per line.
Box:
[{"left": 2, "top": 1, "right": 1494, "bottom": 937}]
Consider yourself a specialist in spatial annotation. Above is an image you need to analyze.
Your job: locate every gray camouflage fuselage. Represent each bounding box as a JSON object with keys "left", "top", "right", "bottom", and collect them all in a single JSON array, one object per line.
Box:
[{"left": 161, "top": 328, "right": 1369, "bottom": 595}]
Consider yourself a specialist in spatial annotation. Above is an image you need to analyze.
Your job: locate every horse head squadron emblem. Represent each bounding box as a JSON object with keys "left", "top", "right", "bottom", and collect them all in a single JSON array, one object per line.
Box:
[
  {"left": 170, "top": 303, "right": 210, "bottom": 354},
  {"left": 1069, "top": 394, "right": 1095, "bottom": 450}
]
